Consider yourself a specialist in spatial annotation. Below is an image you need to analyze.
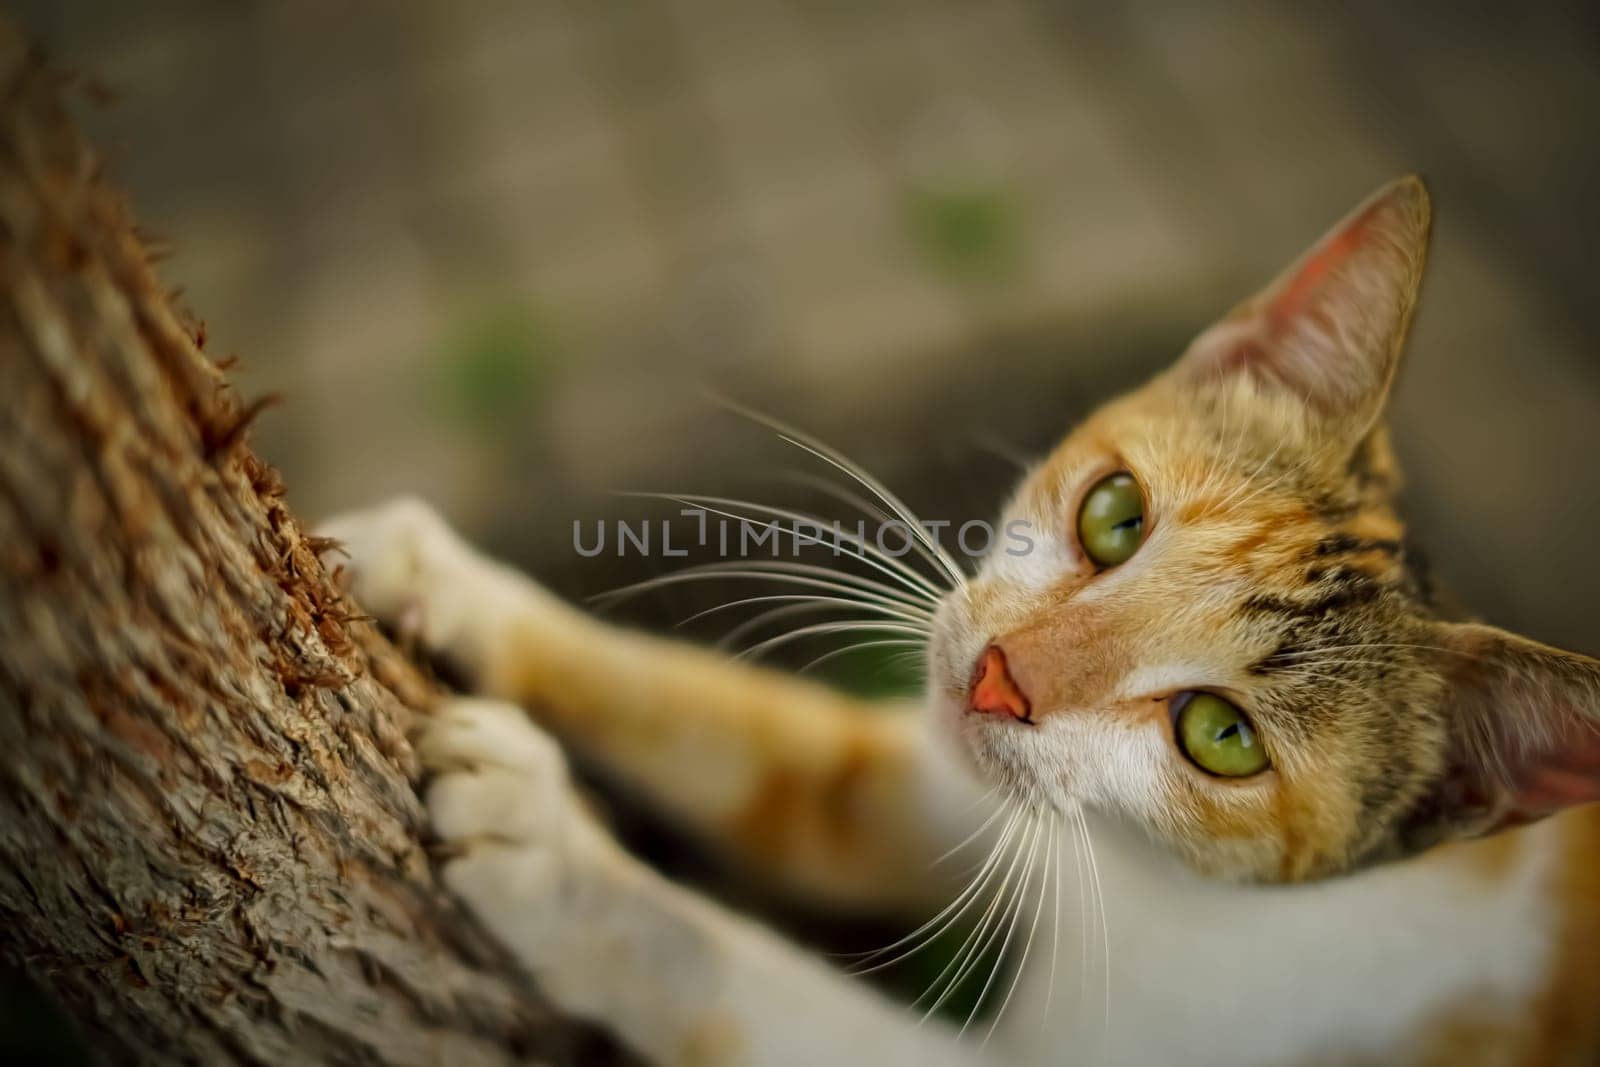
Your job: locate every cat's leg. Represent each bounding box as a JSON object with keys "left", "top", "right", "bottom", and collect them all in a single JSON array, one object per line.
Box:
[
  {"left": 322, "top": 498, "right": 984, "bottom": 912},
  {"left": 422, "top": 696, "right": 979, "bottom": 1067}
]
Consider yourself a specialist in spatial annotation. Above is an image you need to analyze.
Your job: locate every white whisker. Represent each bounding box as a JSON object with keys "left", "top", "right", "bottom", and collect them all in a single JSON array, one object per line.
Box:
[
  {"left": 1213, "top": 428, "right": 1290, "bottom": 515},
  {"left": 845, "top": 803, "right": 1024, "bottom": 974},
  {"left": 713, "top": 397, "right": 970, "bottom": 591},
  {"left": 734, "top": 620, "right": 929, "bottom": 662},
  {"left": 626, "top": 491, "right": 947, "bottom": 605},
  {"left": 877, "top": 648, "right": 931, "bottom": 678},
  {"left": 1070, "top": 805, "right": 1089, "bottom": 1022},
  {"left": 983, "top": 814, "right": 1055, "bottom": 1047},
  {"left": 970, "top": 434, "right": 1033, "bottom": 473},
  {"left": 678, "top": 592, "right": 933, "bottom": 631},
  {"left": 931, "top": 799, "right": 1011, "bottom": 868},
  {"left": 1076, "top": 805, "right": 1112, "bottom": 1035},
  {"left": 678, "top": 586, "right": 934, "bottom": 625},
  {"left": 717, "top": 601, "right": 879, "bottom": 652},
  {"left": 961, "top": 813, "right": 1046, "bottom": 1038},
  {"left": 592, "top": 561, "right": 934, "bottom": 616},
  {"left": 1259, "top": 640, "right": 1472, "bottom": 662},
  {"left": 799, "top": 638, "right": 927, "bottom": 676},
  {"left": 1045, "top": 809, "right": 1062, "bottom": 1030},
  {"left": 918, "top": 813, "right": 1038, "bottom": 1022},
  {"left": 779, "top": 469, "right": 961, "bottom": 595}
]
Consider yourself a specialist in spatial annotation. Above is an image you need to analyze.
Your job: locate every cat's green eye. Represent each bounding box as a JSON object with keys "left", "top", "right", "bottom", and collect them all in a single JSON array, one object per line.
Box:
[
  {"left": 1175, "top": 693, "right": 1270, "bottom": 778},
  {"left": 1077, "top": 472, "right": 1145, "bottom": 568}
]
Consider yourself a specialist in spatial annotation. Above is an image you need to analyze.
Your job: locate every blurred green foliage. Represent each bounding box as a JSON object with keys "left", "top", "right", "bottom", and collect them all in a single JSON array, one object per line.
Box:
[
  {"left": 906, "top": 182, "right": 1023, "bottom": 283},
  {"left": 431, "top": 303, "right": 557, "bottom": 435}
]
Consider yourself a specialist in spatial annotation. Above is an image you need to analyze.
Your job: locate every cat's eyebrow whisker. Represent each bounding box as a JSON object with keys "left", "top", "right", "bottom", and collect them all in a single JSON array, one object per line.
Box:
[
  {"left": 1263, "top": 664, "right": 1378, "bottom": 697},
  {"left": 1269, "top": 659, "right": 1399, "bottom": 679},
  {"left": 1199, "top": 386, "right": 1249, "bottom": 504},
  {"left": 1215, "top": 435, "right": 1294, "bottom": 515},
  {"left": 712, "top": 396, "right": 970, "bottom": 592},
  {"left": 969, "top": 434, "right": 1032, "bottom": 473},
  {"left": 1230, "top": 464, "right": 1312, "bottom": 526},
  {"left": 1263, "top": 657, "right": 1448, "bottom": 706},
  {"left": 1196, "top": 388, "right": 1237, "bottom": 502},
  {"left": 1199, "top": 438, "right": 1300, "bottom": 524},
  {"left": 1262, "top": 641, "right": 1477, "bottom": 662},
  {"left": 623, "top": 491, "right": 947, "bottom": 606},
  {"left": 1280, "top": 676, "right": 1374, "bottom": 705}
]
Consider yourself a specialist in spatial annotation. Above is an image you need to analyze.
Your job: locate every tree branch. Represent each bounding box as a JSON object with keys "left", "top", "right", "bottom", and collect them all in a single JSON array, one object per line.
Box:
[{"left": 0, "top": 20, "right": 628, "bottom": 1066}]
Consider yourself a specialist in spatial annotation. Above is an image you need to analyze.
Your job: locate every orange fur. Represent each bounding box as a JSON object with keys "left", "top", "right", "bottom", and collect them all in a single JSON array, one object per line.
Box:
[
  {"left": 1520, "top": 805, "right": 1600, "bottom": 1064},
  {"left": 339, "top": 176, "right": 1600, "bottom": 1064},
  {"left": 486, "top": 611, "right": 943, "bottom": 910}
]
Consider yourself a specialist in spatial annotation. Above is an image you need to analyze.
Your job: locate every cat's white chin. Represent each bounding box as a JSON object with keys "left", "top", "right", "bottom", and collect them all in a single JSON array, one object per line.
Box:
[{"left": 929, "top": 688, "right": 1066, "bottom": 811}]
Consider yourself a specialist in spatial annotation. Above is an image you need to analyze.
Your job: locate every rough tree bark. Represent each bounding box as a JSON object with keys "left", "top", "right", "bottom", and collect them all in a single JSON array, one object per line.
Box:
[{"left": 0, "top": 21, "right": 631, "bottom": 1067}]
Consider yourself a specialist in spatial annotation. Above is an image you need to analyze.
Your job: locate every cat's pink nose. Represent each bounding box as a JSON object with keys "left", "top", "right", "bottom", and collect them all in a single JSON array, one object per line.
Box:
[{"left": 968, "top": 644, "right": 1031, "bottom": 722}]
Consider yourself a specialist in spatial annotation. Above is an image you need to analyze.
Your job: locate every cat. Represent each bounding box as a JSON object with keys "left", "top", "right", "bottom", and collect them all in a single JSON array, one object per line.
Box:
[{"left": 323, "top": 177, "right": 1600, "bottom": 1066}]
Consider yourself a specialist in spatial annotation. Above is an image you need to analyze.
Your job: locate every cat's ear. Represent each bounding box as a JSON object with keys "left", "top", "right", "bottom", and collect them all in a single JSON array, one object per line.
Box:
[
  {"left": 1403, "top": 623, "right": 1600, "bottom": 851},
  {"left": 1173, "top": 176, "right": 1431, "bottom": 441}
]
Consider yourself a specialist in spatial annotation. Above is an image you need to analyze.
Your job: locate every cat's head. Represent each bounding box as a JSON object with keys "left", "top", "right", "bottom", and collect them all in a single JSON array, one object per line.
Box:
[{"left": 928, "top": 177, "right": 1600, "bottom": 883}]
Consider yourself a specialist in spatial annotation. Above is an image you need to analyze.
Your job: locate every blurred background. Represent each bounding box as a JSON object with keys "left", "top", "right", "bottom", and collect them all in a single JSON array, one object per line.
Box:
[
  {"left": 12, "top": 0, "right": 1600, "bottom": 645},
  {"left": 6, "top": 0, "right": 1600, "bottom": 1054}
]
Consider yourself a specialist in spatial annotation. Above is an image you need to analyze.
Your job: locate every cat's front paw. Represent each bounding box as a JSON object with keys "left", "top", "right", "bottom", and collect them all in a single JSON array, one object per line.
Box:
[
  {"left": 318, "top": 497, "right": 514, "bottom": 680},
  {"left": 422, "top": 701, "right": 734, "bottom": 1066},
  {"left": 420, "top": 698, "right": 595, "bottom": 956},
  {"left": 318, "top": 496, "right": 466, "bottom": 632}
]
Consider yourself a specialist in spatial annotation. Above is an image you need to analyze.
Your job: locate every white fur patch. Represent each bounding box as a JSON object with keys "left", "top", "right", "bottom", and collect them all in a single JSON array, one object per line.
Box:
[{"left": 998, "top": 814, "right": 1557, "bottom": 1066}]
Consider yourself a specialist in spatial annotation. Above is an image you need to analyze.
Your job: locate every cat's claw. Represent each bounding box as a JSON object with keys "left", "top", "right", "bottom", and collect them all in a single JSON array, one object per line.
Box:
[
  {"left": 318, "top": 496, "right": 460, "bottom": 624},
  {"left": 317, "top": 497, "right": 517, "bottom": 681}
]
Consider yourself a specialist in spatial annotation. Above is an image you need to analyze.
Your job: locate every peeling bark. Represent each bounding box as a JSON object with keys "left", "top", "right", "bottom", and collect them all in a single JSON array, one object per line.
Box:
[{"left": 0, "top": 21, "right": 629, "bottom": 1066}]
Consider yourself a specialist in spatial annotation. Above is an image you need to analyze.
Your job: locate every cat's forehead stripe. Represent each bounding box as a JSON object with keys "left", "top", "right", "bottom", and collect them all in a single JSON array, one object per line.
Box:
[
  {"left": 1242, "top": 567, "right": 1386, "bottom": 623},
  {"left": 1311, "top": 534, "right": 1403, "bottom": 559}
]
